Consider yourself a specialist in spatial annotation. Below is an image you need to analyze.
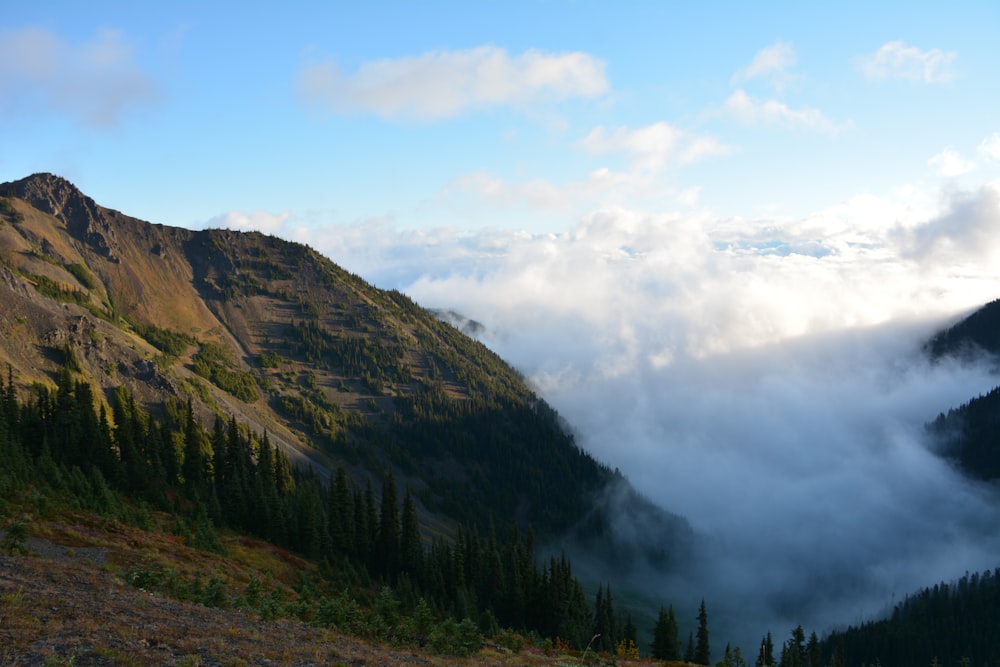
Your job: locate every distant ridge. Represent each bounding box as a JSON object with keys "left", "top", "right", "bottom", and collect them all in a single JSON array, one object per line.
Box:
[{"left": 925, "top": 298, "right": 1000, "bottom": 360}]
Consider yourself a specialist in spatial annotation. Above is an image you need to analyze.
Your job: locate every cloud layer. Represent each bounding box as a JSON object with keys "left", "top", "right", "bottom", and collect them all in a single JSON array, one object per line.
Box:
[
  {"left": 298, "top": 184, "right": 1000, "bottom": 648},
  {"left": 0, "top": 27, "right": 160, "bottom": 127},
  {"left": 296, "top": 46, "right": 607, "bottom": 120}
]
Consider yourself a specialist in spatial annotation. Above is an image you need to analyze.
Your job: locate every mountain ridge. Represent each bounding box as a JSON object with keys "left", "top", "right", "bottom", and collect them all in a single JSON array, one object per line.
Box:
[{"left": 0, "top": 172, "right": 689, "bottom": 559}]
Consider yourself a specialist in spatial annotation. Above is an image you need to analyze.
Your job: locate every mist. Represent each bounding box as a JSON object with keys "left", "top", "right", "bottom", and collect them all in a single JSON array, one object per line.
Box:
[
  {"left": 545, "top": 324, "right": 1000, "bottom": 651},
  {"left": 295, "top": 185, "right": 1000, "bottom": 650}
]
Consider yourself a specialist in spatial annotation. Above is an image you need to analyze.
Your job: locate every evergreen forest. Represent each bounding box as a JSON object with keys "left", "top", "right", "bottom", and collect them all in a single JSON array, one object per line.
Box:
[{"left": 0, "top": 364, "right": 711, "bottom": 660}]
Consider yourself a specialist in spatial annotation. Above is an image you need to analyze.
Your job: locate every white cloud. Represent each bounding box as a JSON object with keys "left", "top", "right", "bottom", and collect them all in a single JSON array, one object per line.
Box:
[
  {"left": 732, "top": 41, "right": 798, "bottom": 89},
  {"left": 580, "top": 122, "right": 732, "bottom": 170},
  {"left": 858, "top": 41, "right": 957, "bottom": 83},
  {"left": 928, "top": 147, "right": 976, "bottom": 178},
  {"left": 312, "top": 187, "right": 1000, "bottom": 647},
  {"left": 296, "top": 46, "right": 608, "bottom": 121},
  {"left": 722, "top": 89, "right": 841, "bottom": 132},
  {"left": 452, "top": 170, "right": 576, "bottom": 211},
  {"left": 895, "top": 184, "right": 1000, "bottom": 265},
  {"left": 0, "top": 26, "right": 161, "bottom": 127},
  {"left": 979, "top": 132, "right": 1000, "bottom": 161},
  {"left": 581, "top": 123, "right": 680, "bottom": 170},
  {"left": 678, "top": 135, "right": 734, "bottom": 164},
  {"left": 204, "top": 210, "right": 291, "bottom": 233}
]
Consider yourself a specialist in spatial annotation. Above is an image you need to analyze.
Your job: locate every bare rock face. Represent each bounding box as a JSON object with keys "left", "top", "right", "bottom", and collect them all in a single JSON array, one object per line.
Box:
[{"left": 8, "top": 173, "right": 122, "bottom": 263}]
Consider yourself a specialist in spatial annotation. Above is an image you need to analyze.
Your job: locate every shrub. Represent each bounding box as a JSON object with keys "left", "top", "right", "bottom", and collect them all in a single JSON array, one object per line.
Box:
[
  {"left": 496, "top": 628, "right": 526, "bottom": 653},
  {"left": 429, "top": 617, "right": 482, "bottom": 657},
  {"left": 66, "top": 263, "right": 98, "bottom": 291},
  {"left": 258, "top": 351, "right": 282, "bottom": 368},
  {"left": 1, "top": 515, "right": 29, "bottom": 555},
  {"left": 201, "top": 576, "right": 229, "bottom": 609}
]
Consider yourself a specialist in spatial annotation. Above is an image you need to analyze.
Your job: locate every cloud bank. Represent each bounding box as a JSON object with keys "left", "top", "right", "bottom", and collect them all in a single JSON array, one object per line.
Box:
[
  {"left": 296, "top": 46, "right": 607, "bottom": 121},
  {"left": 0, "top": 26, "right": 160, "bottom": 127},
  {"left": 301, "top": 184, "right": 1000, "bottom": 649}
]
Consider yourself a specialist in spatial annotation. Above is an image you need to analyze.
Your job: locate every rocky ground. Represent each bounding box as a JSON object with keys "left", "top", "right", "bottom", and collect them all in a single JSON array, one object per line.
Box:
[
  {"left": 1, "top": 546, "right": 425, "bottom": 666},
  {"left": 0, "top": 523, "right": 669, "bottom": 667}
]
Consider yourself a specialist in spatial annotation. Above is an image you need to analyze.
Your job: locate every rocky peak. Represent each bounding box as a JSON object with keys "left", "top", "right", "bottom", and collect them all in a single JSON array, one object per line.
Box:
[{"left": 3, "top": 173, "right": 122, "bottom": 263}]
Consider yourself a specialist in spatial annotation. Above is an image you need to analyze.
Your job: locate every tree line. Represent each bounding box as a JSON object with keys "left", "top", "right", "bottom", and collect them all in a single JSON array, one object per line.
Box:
[{"left": 0, "top": 364, "right": 721, "bottom": 659}]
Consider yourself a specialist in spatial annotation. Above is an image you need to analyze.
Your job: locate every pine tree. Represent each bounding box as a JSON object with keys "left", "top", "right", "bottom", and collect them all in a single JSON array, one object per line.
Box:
[
  {"left": 805, "top": 631, "right": 820, "bottom": 667},
  {"left": 756, "top": 632, "right": 775, "bottom": 667},
  {"left": 779, "top": 625, "right": 805, "bottom": 667},
  {"left": 694, "top": 599, "right": 710, "bottom": 665},
  {"left": 181, "top": 400, "right": 207, "bottom": 496},
  {"left": 374, "top": 471, "right": 400, "bottom": 577},
  {"left": 652, "top": 605, "right": 682, "bottom": 659},
  {"left": 327, "top": 466, "right": 354, "bottom": 554},
  {"left": 399, "top": 487, "right": 423, "bottom": 581},
  {"left": 622, "top": 612, "right": 637, "bottom": 648},
  {"left": 590, "top": 583, "right": 619, "bottom": 653}
]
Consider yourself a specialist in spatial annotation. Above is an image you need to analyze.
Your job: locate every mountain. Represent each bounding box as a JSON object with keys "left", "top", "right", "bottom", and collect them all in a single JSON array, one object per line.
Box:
[
  {"left": 925, "top": 299, "right": 1000, "bottom": 481},
  {"left": 925, "top": 298, "right": 1000, "bottom": 361},
  {"left": 0, "top": 172, "right": 688, "bottom": 563}
]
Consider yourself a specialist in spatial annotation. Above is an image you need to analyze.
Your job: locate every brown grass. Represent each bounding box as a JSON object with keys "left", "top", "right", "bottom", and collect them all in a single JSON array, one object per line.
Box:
[{"left": 0, "top": 511, "right": 698, "bottom": 667}]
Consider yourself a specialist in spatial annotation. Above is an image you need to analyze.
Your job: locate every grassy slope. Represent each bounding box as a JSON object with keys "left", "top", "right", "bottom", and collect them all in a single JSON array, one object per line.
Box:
[{"left": 0, "top": 507, "right": 691, "bottom": 667}]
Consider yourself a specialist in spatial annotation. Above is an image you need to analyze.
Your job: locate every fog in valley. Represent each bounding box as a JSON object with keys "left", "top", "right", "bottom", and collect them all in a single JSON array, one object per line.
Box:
[{"left": 297, "top": 184, "right": 1000, "bottom": 649}]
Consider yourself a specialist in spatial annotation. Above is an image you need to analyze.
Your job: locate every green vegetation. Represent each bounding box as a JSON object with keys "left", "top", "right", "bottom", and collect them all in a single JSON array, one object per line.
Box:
[
  {"left": 0, "top": 197, "right": 24, "bottom": 223},
  {"left": 928, "top": 386, "right": 1000, "bottom": 480},
  {"left": 65, "top": 263, "right": 98, "bottom": 291},
  {"left": 1, "top": 515, "right": 29, "bottom": 554},
  {"left": 926, "top": 297, "right": 1000, "bottom": 359},
  {"left": 286, "top": 319, "right": 407, "bottom": 394},
  {"left": 258, "top": 351, "right": 283, "bottom": 368},
  {"left": 192, "top": 341, "right": 259, "bottom": 402},
  {"left": 819, "top": 570, "right": 1000, "bottom": 667},
  {"left": 0, "top": 364, "right": 713, "bottom": 660},
  {"left": 28, "top": 273, "right": 90, "bottom": 307},
  {"left": 131, "top": 322, "right": 197, "bottom": 357}
]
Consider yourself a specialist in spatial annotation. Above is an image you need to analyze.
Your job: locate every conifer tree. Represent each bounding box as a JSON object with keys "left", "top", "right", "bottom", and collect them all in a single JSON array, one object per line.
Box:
[
  {"left": 375, "top": 472, "right": 400, "bottom": 576},
  {"left": 756, "top": 632, "right": 775, "bottom": 667},
  {"left": 806, "top": 631, "right": 820, "bottom": 667},
  {"left": 593, "top": 583, "right": 617, "bottom": 652},
  {"left": 181, "top": 400, "right": 207, "bottom": 496},
  {"left": 622, "top": 613, "right": 637, "bottom": 649},
  {"left": 652, "top": 605, "right": 682, "bottom": 659},
  {"left": 399, "top": 488, "right": 423, "bottom": 581},
  {"left": 328, "top": 466, "right": 353, "bottom": 554},
  {"left": 695, "top": 598, "right": 711, "bottom": 665},
  {"left": 363, "top": 480, "right": 378, "bottom": 567}
]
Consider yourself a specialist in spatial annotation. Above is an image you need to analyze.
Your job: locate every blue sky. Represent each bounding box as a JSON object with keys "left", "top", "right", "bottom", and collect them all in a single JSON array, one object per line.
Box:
[
  {"left": 4, "top": 2, "right": 999, "bottom": 240},
  {"left": 6, "top": 2, "right": 1000, "bottom": 644}
]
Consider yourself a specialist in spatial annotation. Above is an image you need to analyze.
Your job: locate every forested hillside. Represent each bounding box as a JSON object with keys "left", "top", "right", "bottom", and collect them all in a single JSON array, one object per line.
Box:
[
  {"left": 0, "top": 363, "right": 697, "bottom": 657},
  {"left": 925, "top": 298, "right": 1000, "bottom": 481},
  {"left": 819, "top": 569, "right": 1000, "bottom": 667},
  {"left": 925, "top": 298, "right": 1000, "bottom": 360},
  {"left": 0, "top": 173, "right": 688, "bottom": 562}
]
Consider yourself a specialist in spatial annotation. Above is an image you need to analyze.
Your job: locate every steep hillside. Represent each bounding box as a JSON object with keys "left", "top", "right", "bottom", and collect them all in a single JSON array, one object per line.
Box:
[
  {"left": 924, "top": 299, "right": 1000, "bottom": 481},
  {"left": 925, "top": 298, "right": 1000, "bottom": 361},
  {"left": 0, "top": 173, "right": 688, "bottom": 558}
]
